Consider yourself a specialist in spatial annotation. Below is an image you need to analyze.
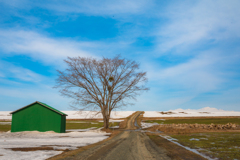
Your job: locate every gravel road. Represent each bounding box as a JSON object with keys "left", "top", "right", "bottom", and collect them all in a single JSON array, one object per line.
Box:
[{"left": 63, "top": 111, "right": 171, "bottom": 160}]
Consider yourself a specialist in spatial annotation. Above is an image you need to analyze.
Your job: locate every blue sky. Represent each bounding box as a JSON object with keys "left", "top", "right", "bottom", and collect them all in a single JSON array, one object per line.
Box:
[{"left": 1, "top": 0, "right": 240, "bottom": 111}]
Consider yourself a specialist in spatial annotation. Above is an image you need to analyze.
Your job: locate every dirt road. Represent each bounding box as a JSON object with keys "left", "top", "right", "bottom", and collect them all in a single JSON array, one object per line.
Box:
[{"left": 62, "top": 111, "right": 171, "bottom": 160}]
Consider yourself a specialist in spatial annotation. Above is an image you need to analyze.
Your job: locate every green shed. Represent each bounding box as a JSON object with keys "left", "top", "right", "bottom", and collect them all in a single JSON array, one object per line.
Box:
[{"left": 10, "top": 101, "right": 68, "bottom": 133}]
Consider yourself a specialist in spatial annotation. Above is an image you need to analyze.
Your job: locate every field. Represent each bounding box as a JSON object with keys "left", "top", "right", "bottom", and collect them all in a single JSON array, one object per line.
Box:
[
  {"left": 0, "top": 121, "right": 11, "bottom": 132},
  {"left": 170, "top": 132, "right": 240, "bottom": 160},
  {"left": 147, "top": 133, "right": 207, "bottom": 160},
  {"left": 66, "top": 120, "right": 120, "bottom": 130},
  {"left": 0, "top": 129, "right": 111, "bottom": 160},
  {"left": 1, "top": 109, "right": 240, "bottom": 160},
  {"left": 144, "top": 117, "right": 240, "bottom": 160},
  {"left": 144, "top": 117, "right": 240, "bottom": 125},
  {"left": 0, "top": 119, "right": 122, "bottom": 160},
  {"left": 0, "top": 120, "right": 120, "bottom": 132}
]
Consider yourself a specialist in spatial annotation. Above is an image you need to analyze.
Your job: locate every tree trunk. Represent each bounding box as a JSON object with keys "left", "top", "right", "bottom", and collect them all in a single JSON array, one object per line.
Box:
[{"left": 103, "top": 115, "right": 109, "bottom": 129}]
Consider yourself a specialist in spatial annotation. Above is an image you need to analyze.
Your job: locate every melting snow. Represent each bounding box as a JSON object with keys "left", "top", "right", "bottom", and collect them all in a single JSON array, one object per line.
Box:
[
  {"left": 0, "top": 122, "right": 11, "bottom": 125},
  {"left": 141, "top": 122, "right": 159, "bottom": 129},
  {"left": 190, "top": 138, "right": 200, "bottom": 141},
  {"left": 0, "top": 130, "right": 110, "bottom": 160}
]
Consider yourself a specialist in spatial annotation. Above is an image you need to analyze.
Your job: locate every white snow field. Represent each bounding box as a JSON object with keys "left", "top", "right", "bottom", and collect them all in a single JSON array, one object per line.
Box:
[
  {"left": 63, "top": 111, "right": 135, "bottom": 119},
  {"left": 0, "top": 130, "right": 110, "bottom": 160},
  {"left": 0, "top": 111, "right": 135, "bottom": 120},
  {"left": 143, "top": 107, "right": 240, "bottom": 117},
  {"left": 0, "top": 111, "right": 11, "bottom": 120},
  {"left": 1, "top": 108, "right": 239, "bottom": 120}
]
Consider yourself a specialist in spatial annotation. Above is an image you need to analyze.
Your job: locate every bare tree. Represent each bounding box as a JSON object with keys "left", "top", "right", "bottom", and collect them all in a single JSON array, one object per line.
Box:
[{"left": 55, "top": 56, "right": 149, "bottom": 129}]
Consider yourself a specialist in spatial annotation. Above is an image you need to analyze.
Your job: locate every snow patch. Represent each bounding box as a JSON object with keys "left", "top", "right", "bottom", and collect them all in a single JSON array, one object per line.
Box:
[
  {"left": 0, "top": 122, "right": 11, "bottom": 125},
  {"left": 0, "top": 130, "right": 110, "bottom": 160},
  {"left": 141, "top": 122, "right": 159, "bottom": 129}
]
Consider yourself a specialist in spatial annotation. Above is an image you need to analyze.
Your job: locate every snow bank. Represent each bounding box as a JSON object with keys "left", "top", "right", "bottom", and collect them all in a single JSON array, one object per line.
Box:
[
  {"left": 1, "top": 107, "right": 239, "bottom": 120},
  {"left": 0, "top": 130, "right": 110, "bottom": 160},
  {"left": 0, "top": 111, "right": 135, "bottom": 120},
  {"left": 110, "top": 111, "right": 135, "bottom": 119},
  {"left": 63, "top": 111, "right": 135, "bottom": 119},
  {"left": 144, "top": 107, "right": 240, "bottom": 117},
  {"left": 0, "top": 111, "right": 11, "bottom": 120}
]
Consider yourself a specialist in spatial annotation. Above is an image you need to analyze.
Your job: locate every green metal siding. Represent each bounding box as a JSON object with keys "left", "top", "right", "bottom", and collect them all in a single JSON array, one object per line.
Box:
[
  {"left": 61, "top": 115, "right": 66, "bottom": 133},
  {"left": 11, "top": 103, "right": 66, "bottom": 133}
]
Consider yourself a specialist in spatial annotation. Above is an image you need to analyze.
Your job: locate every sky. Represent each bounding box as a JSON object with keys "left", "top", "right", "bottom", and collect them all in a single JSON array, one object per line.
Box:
[{"left": 0, "top": 0, "right": 240, "bottom": 111}]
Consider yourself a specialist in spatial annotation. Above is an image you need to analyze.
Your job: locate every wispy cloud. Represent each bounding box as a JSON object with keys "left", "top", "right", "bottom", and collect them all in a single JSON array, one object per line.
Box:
[
  {"left": 44, "top": 0, "right": 154, "bottom": 16},
  {"left": 0, "top": 0, "right": 240, "bottom": 111},
  {"left": 157, "top": 0, "right": 240, "bottom": 53},
  {"left": 0, "top": 60, "right": 69, "bottom": 111},
  {"left": 0, "top": 60, "right": 46, "bottom": 83},
  {"left": 155, "top": 54, "right": 223, "bottom": 92},
  {"left": 137, "top": 47, "right": 240, "bottom": 109},
  {"left": 0, "top": 29, "right": 98, "bottom": 65},
  {"left": 1, "top": 0, "right": 154, "bottom": 17}
]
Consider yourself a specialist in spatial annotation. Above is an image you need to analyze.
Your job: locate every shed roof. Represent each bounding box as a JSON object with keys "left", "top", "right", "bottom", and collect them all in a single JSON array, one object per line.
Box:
[{"left": 10, "top": 101, "right": 68, "bottom": 116}]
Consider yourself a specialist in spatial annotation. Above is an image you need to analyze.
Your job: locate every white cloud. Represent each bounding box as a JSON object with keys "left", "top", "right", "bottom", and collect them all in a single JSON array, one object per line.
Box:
[
  {"left": 1, "top": 0, "right": 154, "bottom": 17},
  {"left": 0, "top": 60, "right": 71, "bottom": 111},
  {"left": 45, "top": 0, "right": 153, "bottom": 16},
  {"left": 0, "top": 30, "right": 97, "bottom": 66},
  {"left": 157, "top": 0, "right": 240, "bottom": 53},
  {"left": 147, "top": 53, "right": 223, "bottom": 94}
]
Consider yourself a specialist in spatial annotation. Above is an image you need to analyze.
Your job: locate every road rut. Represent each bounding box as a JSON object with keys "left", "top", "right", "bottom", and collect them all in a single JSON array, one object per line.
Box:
[{"left": 63, "top": 112, "right": 171, "bottom": 160}]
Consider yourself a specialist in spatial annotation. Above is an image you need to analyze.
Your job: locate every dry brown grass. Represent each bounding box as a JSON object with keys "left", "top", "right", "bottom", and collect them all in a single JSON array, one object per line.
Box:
[
  {"left": 119, "top": 119, "right": 127, "bottom": 129},
  {"left": 150, "top": 125, "right": 240, "bottom": 134},
  {"left": 66, "top": 119, "right": 103, "bottom": 121},
  {"left": 8, "top": 147, "right": 65, "bottom": 152},
  {"left": 142, "top": 116, "right": 240, "bottom": 121}
]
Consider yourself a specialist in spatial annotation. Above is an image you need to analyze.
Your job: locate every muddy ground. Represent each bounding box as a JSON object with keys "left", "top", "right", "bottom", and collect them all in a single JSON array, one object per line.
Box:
[{"left": 50, "top": 112, "right": 209, "bottom": 160}]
